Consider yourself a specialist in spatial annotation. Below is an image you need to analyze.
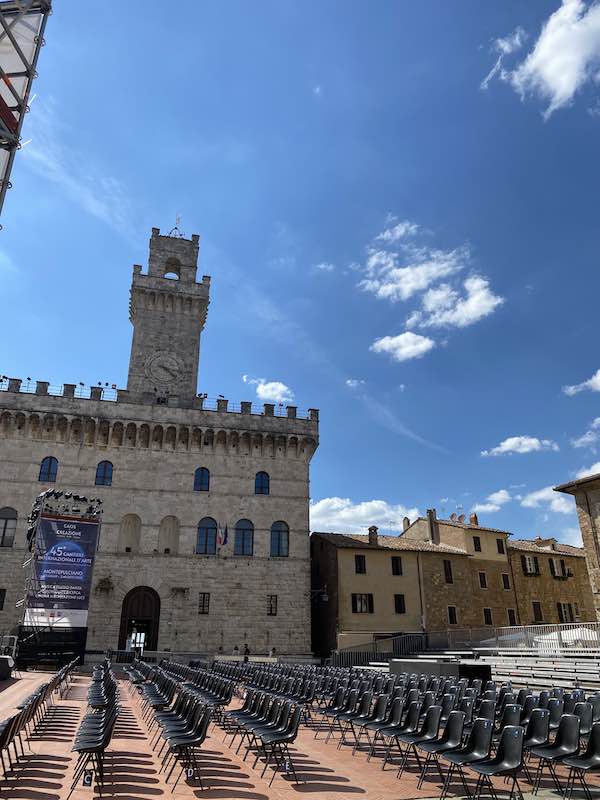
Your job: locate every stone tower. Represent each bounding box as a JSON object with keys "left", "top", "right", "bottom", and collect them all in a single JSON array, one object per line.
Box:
[{"left": 126, "top": 227, "right": 210, "bottom": 406}]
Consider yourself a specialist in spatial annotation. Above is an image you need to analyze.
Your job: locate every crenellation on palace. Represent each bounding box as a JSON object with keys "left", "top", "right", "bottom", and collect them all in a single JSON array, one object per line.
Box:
[{"left": 0, "top": 227, "right": 318, "bottom": 656}]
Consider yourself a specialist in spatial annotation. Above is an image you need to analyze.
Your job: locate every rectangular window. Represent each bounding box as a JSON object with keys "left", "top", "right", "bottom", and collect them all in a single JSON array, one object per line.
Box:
[
  {"left": 355, "top": 554, "right": 366, "bottom": 574},
  {"left": 443, "top": 559, "right": 453, "bottom": 584},
  {"left": 391, "top": 555, "right": 403, "bottom": 576},
  {"left": 507, "top": 608, "right": 517, "bottom": 626},
  {"left": 483, "top": 607, "right": 493, "bottom": 626},
  {"left": 473, "top": 535, "right": 481, "bottom": 552},
  {"left": 270, "top": 529, "right": 289, "bottom": 557},
  {"left": 550, "top": 558, "right": 568, "bottom": 578},
  {"left": 532, "top": 601, "right": 543, "bottom": 622},
  {"left": 478, "top": 571, "right": 488, "bottom": 589},
  {"left": 574, "top": 602, "right": 580, "bottom": 619},
  {"left": 557, "top": 602, "right": 574, "bottom": 623},
  {"left": 0, "top": 517, "right": 15, "bottom": 548},
  {"left": 522, "top": 555, "right": 539, "bottom": 575},
  {"left": 394, "top": 594, "right": 406, "bottom": 614},
  {"left": 496, "top": 538, "right": 505, "bottom": 555},
  {"left": 0, "top": 589, "right": 5, "bottom": 611},
  {"left": 502, "top": 573, "right": 511, "bottom": 590},
  {"left": 198, "top": 592, "right": 210, "bottom": 615},
  {"left": 448, "top": 605, "right": 458, "bottom": 625},
  {"left": 351, "top": 593, "right": 374, "bottom": 614},
  {"left": 267, "top": 595, "right": 278, "bottom": 616}
]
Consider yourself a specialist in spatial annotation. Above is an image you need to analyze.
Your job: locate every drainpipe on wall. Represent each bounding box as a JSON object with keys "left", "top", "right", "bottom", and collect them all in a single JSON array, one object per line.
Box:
[{"left": 416, "top": 552, "right": 427, "bottom": 633}]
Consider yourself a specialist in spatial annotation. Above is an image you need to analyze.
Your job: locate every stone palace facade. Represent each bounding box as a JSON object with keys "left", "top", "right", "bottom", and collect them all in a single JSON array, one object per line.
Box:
[{"left": 0, "top": 228, "right": 319, "bottom": 655}]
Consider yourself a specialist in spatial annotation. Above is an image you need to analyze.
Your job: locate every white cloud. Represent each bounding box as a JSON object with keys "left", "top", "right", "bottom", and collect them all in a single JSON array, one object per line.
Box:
[
  {"left": 509, "top": 0, "right": 600, "bottom": 118},
  {"left": 407, "top": 276, "right": 504, "bottom": 329},
  {"left": 472, "top": 488, "right": 512, "bottom": 514},
  {"left": 576, "top": 461, "right": 600, "bottom": 478},
  {"left": 481, "top": 435, "right": 559, "bottom": 457},
  {"left": 472, "top": 502, "right": 502, "bottom": 514},
  {"left": 370, "top": 331, "right": 436, "bottom": 362},
  {"left": 345, "top": 378, "right": 365, "bottom": 389},
  {"left": 310, "top": 496, "right": 419, "bottom": 534},
  {"left": 22, "top": 99, "right": 135, "bottom": 239},
  {"left": 360, "top": 245, "right": 468, "bottom": 302},
  {"left": 312, "top": 85, "right": 322, "bottom": 96},
  {"left": 241, "top": 375, "right": 294, "bottom": 403},
  {"left": 314, "top": 261, "right": 335, "bottom": 272},
  {"left": 481, "top": 26, "right": 528, "bottom": 89},
  {"left": 488, "top": 489, "right": 512, "bottom": 505},
  {"left": 520, "top": 486, "right": 573, "bottom": 514},
  {"left": 563, "top": 368, "right": 600, "bottom": 395},
  {"left": 572, "top": 417, "right": 600, "bottom": 448},
  {"left": 376, "top": 220, "right": 420, "bottom": 242},
  {"left": 562, "top": 526, "right": 583, "bottom": 546}
]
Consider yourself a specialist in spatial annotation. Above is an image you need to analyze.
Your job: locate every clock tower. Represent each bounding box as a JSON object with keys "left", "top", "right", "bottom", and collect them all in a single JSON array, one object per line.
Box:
[{"left": 126, "top": 227, "right": 210, "bottom": 406}]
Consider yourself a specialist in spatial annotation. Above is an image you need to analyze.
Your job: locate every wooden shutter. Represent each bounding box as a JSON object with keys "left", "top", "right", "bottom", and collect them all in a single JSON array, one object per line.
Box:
[
  {"left": 521, "top": 555, "right": 527, "bottom": 573},
  {"left": 534, "top": 556, "right": 539, "bottom": 574},
  {"left": 368, "top": 594, "right": 374, "bottom": 613},
  {"left": 351, "top": 594, "right": 357, "bottom": 613},
  {"left": 557, "top": 602, "right": 564, "bottom": 623},
  {"left": 549, "top": 558, "right": 556, "bottom": 576}
]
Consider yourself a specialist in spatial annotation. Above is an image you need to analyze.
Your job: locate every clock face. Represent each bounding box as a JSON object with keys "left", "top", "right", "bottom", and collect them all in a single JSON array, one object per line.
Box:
[{"left": 145, "top": 352, "right": 183, "bottom": 385}]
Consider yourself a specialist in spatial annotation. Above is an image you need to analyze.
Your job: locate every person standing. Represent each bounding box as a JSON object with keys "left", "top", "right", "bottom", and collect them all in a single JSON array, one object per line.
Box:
[{"left": 243, "top": 643, "right": 250, "bottom": 663}]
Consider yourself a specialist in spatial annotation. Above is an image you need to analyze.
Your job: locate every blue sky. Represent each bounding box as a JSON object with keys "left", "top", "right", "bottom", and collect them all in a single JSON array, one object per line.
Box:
[{"left": 3, "top": 0, "right": 600, "bottom": 544}]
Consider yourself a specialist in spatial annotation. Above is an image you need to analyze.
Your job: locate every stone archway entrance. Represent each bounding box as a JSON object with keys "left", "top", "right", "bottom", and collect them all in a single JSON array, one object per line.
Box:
[{"left": 118, "top": 586, "right": 160, "bottom": 652}]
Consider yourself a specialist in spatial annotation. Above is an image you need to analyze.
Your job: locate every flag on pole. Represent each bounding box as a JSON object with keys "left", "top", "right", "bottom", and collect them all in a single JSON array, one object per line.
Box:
[{"left": 218, "top": 524, "right": 228, "bottom": 546}]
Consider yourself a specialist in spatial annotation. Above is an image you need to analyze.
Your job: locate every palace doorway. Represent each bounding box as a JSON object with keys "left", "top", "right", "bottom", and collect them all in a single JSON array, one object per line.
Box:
[{"left": 118, "top": 586, "right": 160, "bottom": 652}]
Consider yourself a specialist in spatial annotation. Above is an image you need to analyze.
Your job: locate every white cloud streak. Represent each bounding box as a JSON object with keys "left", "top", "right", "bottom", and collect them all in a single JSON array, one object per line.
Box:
[
  {"left": 406, "top": 276, "right": 504, "bottom": 329},
  {"left": 241, "top": 375, "right": 294, "bottom": 403},
  {"left": 508, "top": 0, "right": 600, "bottom": 117},
  {"left": 482, "top": 435, "right": 559, "bottom": 457},
  {"left": 572, "top": 417, "right": 600, "bottom": 448},
  {"left": 345, "top": 378, "right": 365, "bottom": 389},
  {"left": 21, "top": 98, "right": 135, "bottom": 239},
  {"left": 314, "top": 262, "right": 335, "bottom": 272},
  {"left": 481, "top": 26, "right": 528, "bottom": 90},
  {"left": 563, "top": 368, "right": 600, "bottom": 395},
  {"left": 370, "top": 331, "right": 436, "bottom": 362},
  {"left": 520, "top": 486, "right": 573, "bottom": 514},
  {"left": 576, "top": 461, "right": 600, "bottom": 478},
  {"left": 310, "top": 496, "right": 419, "bottom": 534},
  {"left": 472, "top": 488, "right": 512, "bottom": 514}
]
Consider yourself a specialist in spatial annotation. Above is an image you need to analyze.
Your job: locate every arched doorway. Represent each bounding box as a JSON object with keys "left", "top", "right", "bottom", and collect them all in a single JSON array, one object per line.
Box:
[{"left": 118, "top": 586, "right": 160, "bottom": 652}]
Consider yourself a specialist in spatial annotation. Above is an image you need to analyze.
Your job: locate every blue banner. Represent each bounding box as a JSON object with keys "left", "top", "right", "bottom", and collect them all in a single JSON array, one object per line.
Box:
[{"left": 25, "top": 514, "right": 101, "bottom": 628}]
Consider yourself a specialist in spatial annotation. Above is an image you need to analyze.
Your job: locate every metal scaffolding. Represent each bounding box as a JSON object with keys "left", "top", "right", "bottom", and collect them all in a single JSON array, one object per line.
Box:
[{"left": 0, "top": 0, "right": 51, "bottom": 220}]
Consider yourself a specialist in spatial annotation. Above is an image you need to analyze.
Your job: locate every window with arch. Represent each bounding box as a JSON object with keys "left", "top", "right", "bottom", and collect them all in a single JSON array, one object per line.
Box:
[
  {"left": 194, "top": 467, "right": 210, "bottom": 492},
  {"left": 38, "top": 456, "right": 58, "bottom": 483},
  {"left": 0, "top": 508, "right": 16, "bottom": 548},
  {"left": 196, "top": 517, "right": 217, "bottom": 555},
  {"left": 270, "top": 521, "right": 289, "bottom": 557},
  {"left": 95, "top": 460, "right": 113, "bottom": 486},
  {"left": 234, "top": 519, "right": 254, "bottom": 556},
  {"left": 255, "top": 471, "right": 270, "bottom": 495}
]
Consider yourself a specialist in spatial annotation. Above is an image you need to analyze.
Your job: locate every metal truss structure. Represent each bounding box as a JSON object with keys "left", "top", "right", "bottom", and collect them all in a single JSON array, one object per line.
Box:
[{"left": 0, "top": 0, "right": 51, "bottom": 220}]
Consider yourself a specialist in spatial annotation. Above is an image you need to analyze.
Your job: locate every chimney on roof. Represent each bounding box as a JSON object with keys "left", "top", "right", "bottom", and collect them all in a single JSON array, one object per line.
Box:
[
  {"left": 426, "top": 508, "right": 440, "bottom": 545},
  {"left": 450, "top": 512, "right": 457, "bottom": 522},
  {"left": 458, "top": 514, "right": 466, "bottom": 523},
  {"left": 469, "top": 513, "right": 479, "bottom": 526},
  {"left": 368, "top": 525, "right": 378, "bottom": 546},
  {"left": 402, "top": 516, "right": 410, "bottom": 532}
]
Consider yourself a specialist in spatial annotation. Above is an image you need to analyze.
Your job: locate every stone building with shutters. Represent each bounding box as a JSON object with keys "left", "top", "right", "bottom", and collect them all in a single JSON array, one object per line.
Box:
[
  {"left": 506, "top": 538, "right": 595, "bottom": 626},
  {"left": 0, "top": 227, "right": 319, "bottom": 656},
  {"left": 311, "top": 510, "right": 595, "bottom": 656}
]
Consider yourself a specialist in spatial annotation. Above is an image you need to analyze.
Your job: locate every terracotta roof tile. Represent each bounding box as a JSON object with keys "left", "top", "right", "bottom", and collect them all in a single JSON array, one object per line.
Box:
[
  {"left": 311, "top": 531, "right": 469, "bottom": 555},
  {"left": 508, "top": 539, "right": 586, "bottom": 558}
]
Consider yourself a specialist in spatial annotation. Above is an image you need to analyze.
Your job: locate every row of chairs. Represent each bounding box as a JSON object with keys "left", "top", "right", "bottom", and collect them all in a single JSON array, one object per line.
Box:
[
  {"left": 68, "top": 662, "right": 119, "bottom": 797},
  {"left": 0, "top": 657, "right": 78, "bottom": 781},
  {"left": 223, "top": 688, "right": 303, "bottom": 786}
]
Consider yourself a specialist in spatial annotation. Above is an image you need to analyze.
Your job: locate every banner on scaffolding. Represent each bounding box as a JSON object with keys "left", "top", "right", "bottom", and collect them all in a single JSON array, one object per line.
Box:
[{"left": 24, "top": 514, "right": 101, "bottom": 629}]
